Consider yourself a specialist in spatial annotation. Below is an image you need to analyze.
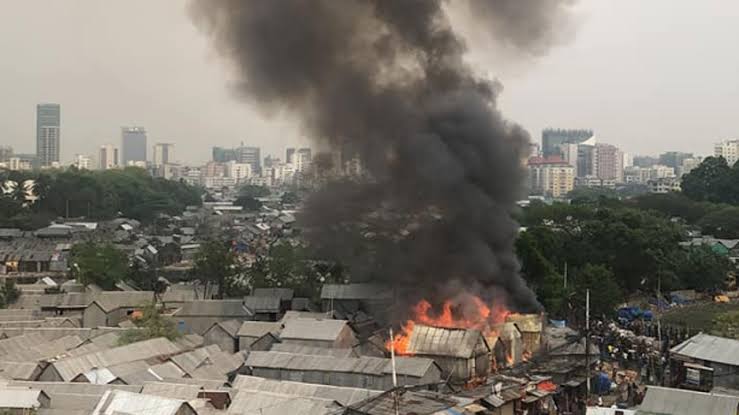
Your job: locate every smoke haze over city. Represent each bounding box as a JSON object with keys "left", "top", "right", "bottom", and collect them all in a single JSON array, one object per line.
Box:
[{"left": 1, "top": 1, "right": 739, "bottom": 162}]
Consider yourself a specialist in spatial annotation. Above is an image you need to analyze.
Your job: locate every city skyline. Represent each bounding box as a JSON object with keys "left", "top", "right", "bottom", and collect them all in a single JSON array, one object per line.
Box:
[{"left": 2, "top": 1, "right": 738, "bottom": 163}]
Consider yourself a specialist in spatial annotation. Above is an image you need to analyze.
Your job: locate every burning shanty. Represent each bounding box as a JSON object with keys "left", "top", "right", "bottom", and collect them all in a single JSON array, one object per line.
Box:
[{"left": 385, "top": 293, "right": 542, "bottom": 380}]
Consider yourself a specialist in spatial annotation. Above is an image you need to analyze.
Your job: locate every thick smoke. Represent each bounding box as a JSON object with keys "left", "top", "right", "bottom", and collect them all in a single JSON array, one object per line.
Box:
[{"left": 191, "top": 0, "right": 575, "bottom": 315}]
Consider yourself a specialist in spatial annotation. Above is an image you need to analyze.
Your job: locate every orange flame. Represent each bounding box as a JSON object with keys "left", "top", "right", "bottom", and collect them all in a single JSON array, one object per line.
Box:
[{"left": 386, "top": 294, "right": 513, "bottom": 355}]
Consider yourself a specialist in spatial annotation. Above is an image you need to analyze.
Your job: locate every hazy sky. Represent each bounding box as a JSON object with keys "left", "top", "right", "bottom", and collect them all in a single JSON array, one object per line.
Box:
[{"left": 1, "top": 1, "right": 737, "bottom": 164}]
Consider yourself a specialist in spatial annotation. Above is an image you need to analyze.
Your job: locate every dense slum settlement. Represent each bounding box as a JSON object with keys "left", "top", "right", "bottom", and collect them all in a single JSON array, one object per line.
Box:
[{"left": 1, "top": 211, "right": 739, "bottom": 414}]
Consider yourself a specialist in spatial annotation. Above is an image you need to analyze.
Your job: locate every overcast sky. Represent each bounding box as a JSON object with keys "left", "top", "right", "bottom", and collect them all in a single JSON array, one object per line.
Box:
[{"left": 1, "top": 1, "right": 737, "bottom": 164}]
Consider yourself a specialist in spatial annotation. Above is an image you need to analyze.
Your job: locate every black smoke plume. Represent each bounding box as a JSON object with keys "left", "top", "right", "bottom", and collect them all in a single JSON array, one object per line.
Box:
[{"left": 191, "top": 0, "right": 576, "bottom": 315}]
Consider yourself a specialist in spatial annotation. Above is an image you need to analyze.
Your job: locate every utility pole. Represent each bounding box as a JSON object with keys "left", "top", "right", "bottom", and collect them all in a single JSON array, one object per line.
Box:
[
  {"left": 564, "top": 261, "right": 568, "bottom": 288},
  {"left": 585, "top": 289, "right": 591, "bottom": 402},
  {"left": 389, "top": 327, "right": 400, "bottom": 415}
]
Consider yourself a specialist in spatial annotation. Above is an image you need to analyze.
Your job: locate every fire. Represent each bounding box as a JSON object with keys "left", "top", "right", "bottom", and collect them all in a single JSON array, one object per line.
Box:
[{"left": 386, "top": 294, "right": 513, "bottom": 355}]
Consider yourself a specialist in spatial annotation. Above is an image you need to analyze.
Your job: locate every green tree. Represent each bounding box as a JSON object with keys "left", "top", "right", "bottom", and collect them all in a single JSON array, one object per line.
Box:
[
  {"left": 681, "top": 156, "right": 731, "bottom": 203},
  {"left": 189, "top": 240, "right": 243, "bottom": 298},
  {"left": 238, "top": 185, "right": 270, "bottom": 198},
  {"left": 697, "top": 206, "right": 739, "bottom": 238},
  {"left": 235, "top": 195, "right": 263, "bottom": 212},
  {"left": 70, "top": 242, "right": 129, "bottom": 290},
  {"left": 0, "top": 280, "right": 20, "bottom": 308},
  {"left": 672, "top": 246, "right": 732, "bottom": 291},
  {"left": 571, "top": 264, "right": 623, "bottom": 319},
  {"left": 281, "top": 191, "right": 300, "bottom": 205},
  {"left": 118, "top": 302, "right": 181, "bottom": 345}
]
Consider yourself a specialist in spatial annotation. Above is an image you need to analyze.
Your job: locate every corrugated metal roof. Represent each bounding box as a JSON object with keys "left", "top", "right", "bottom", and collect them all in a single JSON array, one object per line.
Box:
[
  {"left": 252, "top": 287, "right": 294, "bottom": 301},
  {"left": 320, "top": 284, "right": 392, "bottom": 300},
  {"left": 173, "top": 300, "right": 253, "bottom": 317},
  {"left": 8, "top": 381, "right": 142, "bottom": 396},
  {"left": 206, "top": 320, "right": 242, "bottom": 338},
  {"left": 0, "top": 388, "right": 47, "bottom": 409},
  {"left": 141, "top": 382, "right": 202, "bottom": 400},
  {"left": 670, "top": 333, "right": 739, "bottom": 366},
  {"left": 226, "top": 390, "right": 339, "bottom": 415},
  {"left": 174, "top": 334, "right": 205, "bottom": 350},
  {"left": 270, "top": 343, "right": 355, "bottom": 358},
  {"left": 243, "top": 296, "right": 281, "bottom": 313},
  {"left": 347, "top": 389, "right": 456, "bottom": 415},
  {"left": 280, "top": 318, "right": 349, "bottom": 342},
  {"left": 91, "top": 390, "right": 193, "bottom": 415},
  {"left": 236, "top": 321, "right": 282, "bottom": 338},
  {"left": 245, "top": 351, "right": 435, "bottom": 378},
  {"left": 638, "top": 386, "right": 739, "bottom": 415},
  {"left": 232, "top": 375, "right": 380, "bottom": 405},
  {"left": 51, "top": 337, "right": 182, "bottom": 381},
  {"left": 168, "top": 345, "right": 223, "bottom": 376},
  {"left": 93, "top": 291, "right": 154, "bottom": 312},
  {"left": 406, "top": 324, "right": 489, "bottom": 358},
  {"left": 0, "top": 361, "right": 43, "bottom": 380}
]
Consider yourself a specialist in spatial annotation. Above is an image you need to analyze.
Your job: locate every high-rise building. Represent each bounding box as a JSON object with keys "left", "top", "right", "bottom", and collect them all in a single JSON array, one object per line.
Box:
[
  {"left": 153, "top": 143, "right": 174, "bottom": 167},
  {"left": 225, "top": 161, "right": 252, "bottom": 183},
  {"left": 212, "top": 146, "right": 238, "bottom": 163},
  {"left": 237, "top": 146, "right": 261, "bottom": 174},
  {"left": 73, "top": 154, "right": 93, "bottom": 170},
  {"left": 528, "top": 156, "right": 575, "bottom": 198},
  {"left": 678, "top": 157, "right": 703, "bottom": 177},
  {"left": 294, "top": 148, "right": 312, "bottom": 173},
  {"left": 659, "top": 151, "right": 694, "bottom": 170},
  {"left": 98, "top": 144, "right": 119, "bottom": 170},
  {"left": 542, "top": 128, "right": 594, "bottom": 157},
  {"left": 286, "top": 148, "right": 296, "bottom": 164},
  {"left": 36, "top": 103, "right": 61, "bottom": 167},
  {"left": 633, "top": 155, "right": 660, "bottom": 168},
  {"left": 596, "top": 143, "right": 624, "bottom": 182},
  {"left": 576, "top": 136, "right": 598, "bottom": 178},
  {"left": 714, "top": 140, "right": 739, "bottom": 167},
  {"left": 0, "top": 146, "right": 12, "bottom": 162},
  {"left": 555, "top": 142, "right": 579, "bottom": 176},
  {"left": 121, "top": 127, "right": 147, "bottom": 166}
]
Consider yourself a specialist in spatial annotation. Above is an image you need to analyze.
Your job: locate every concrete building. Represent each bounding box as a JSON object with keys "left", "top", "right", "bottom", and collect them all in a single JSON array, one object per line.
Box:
[
  {"left": 98, "top": 144, "right": 119, "bottom": 170},
  {"left": 576, "top": 136, "right": 598, "bottom": 178},
  {"left": 294, "top": 148, "right": 312, "bottom": 173},
  {"left": 527, "top": 156, "right": 575, "bottom": 198},
  {"left": 8, "top": 157, "right": 33, "bottom": 171},
  {"left": 679, "top": 157, "right": 703, "bottom": 177},
  {"left": 660, "top": 151, "right": 694, "bottom": 169},
  {"left": 121, "top": 127, "right": 147, "bottom": 166},
  {"left": 556, "top": 142, "right": 579, "bottom": 176},
  {"left": 541, "top": 128, "right": 593, "bottom": 157},
  {"left": 225, "top": 161, "right": 252, "bottom": 183},
  {"left": 153, "top": 143, "right": 174, "bottom": 167},
  {"left": 714, "top": 140, "right": 739, "bottom": 166},
  {"left": 212, "top": 146, "right": 237, "bottom": 163},
  {"left": 648, "top": 177, "right": 681, "bottom": 194},
  {"left": 596, "top": 143, "right": 624, "bottom": 182},
  {"left": 237, "top": 146, "right": 261, "bottom": 175},
  {"left": 36, "top": 103, "right": 61, "bottom": 167},
  {"left": 0, "top": 146, "right": 12, "bottom": 162},
  {"left": 73, "top": 154, "right": 93, "bottom": 170}
]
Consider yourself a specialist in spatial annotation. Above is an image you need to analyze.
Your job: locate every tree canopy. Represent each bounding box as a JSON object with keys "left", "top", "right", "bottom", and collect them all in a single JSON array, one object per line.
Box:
[
  {"left": 0, "top": 167, "right": 202, "bottom": 229},
  {"left": 69, "top": 242, "right": 129, "bottom": 290},
  {"left": 189, "top": 240, "right": 243, "bottom": 298}
]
